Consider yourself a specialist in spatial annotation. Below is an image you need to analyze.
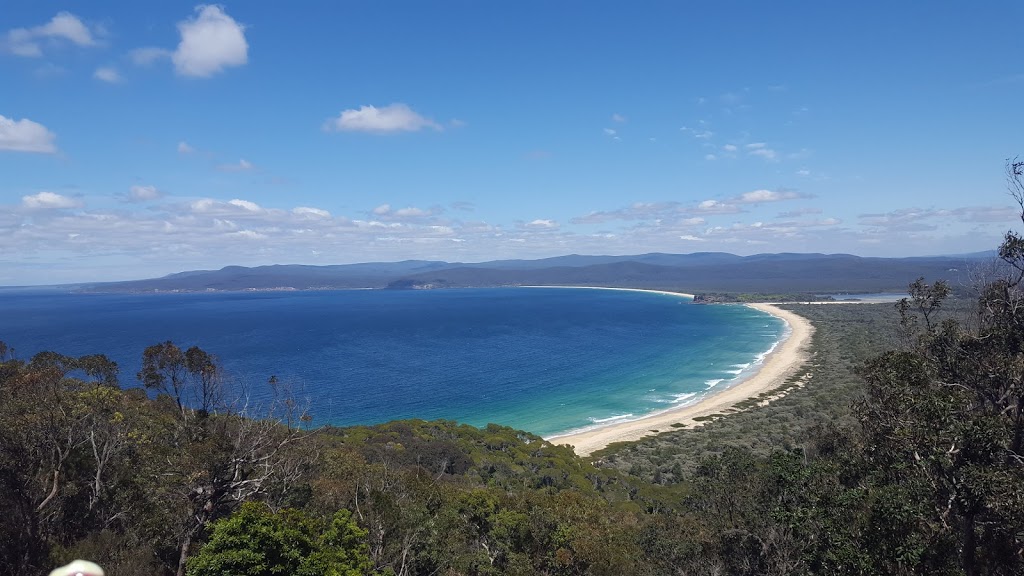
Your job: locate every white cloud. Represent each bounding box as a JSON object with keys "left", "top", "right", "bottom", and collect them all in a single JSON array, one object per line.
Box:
[
  {"left": 722, "top": 144, "right": 738, "bottom": 152},
  {"left": 228, "top": 198, "right": 261, "bottom": 211},
  {"left": 128, "top": 185, "right": 163, "bottom": 202},
  {"left": 94, "top": 66, "right": 122, "bottom": 83},
  {"left": 704, "top": 154, "right": 717, "bottom": 161},
  {"left": 177, "top": 141, "right": 194, "bottom": 154},
  {"left": 611, "top": 113, "right": 627, "bottom": 123},
  {"left": 130, "top": 46, "right": 172, "bottom": 66},
  {"left": 370, "top": 204, "right": 443, "bottom": 222},
  {"left": 679, "top": 235, "right": 705, "bottom": 242},
  {"left": 736, "top": 189, "right": 805, "bottom": 203},
  {"left": 0, "top": 115, "right": 57, "bottom": 153},
  {"left": 570, "top": 202, "right": 683, "bottom": 225},
  {"left": 693, "top": 130, "right": 714, "bottom": 140},
  {"left": 524, "top": 219, "right": 558, "bottom": 229},
  {"left": 35, "top": 12, "right": 95, "bottom": 45},
  {"left": 228, "top": 229, "right": 265, "bottom": 240},
  {"left": 395, "top": 207, "right": 431, "bottom": 217},
  {"left": 796, "top": 168, "right": 811, "bottom": 177},
  {"left": 172, "top": 5, "right": 248, "bottom": 77},
  {"left": 323, "top": 104, "right": 441, "bottom": 134},
  {"left": 293, "top": 206, "right": 331, "bottom": 218},
  {"left": 217, "top": 158, "right": 254, "bottom": 171},
  {"left": 603, "top": 128, "right": 617, "bottom": 136},
  {"left": 4, "top": 12, "right": 96, "bottom": 57},
  {"left": 744, "top": 142, "right": 778, "bottom": 161},
  {"left": 22, "top": 191, "right": 82, "bottom": 210},
  {"left": 189, "top": 198, "right": 269, "bottom": 216},
  {"left": 694, "top": 200, "right": 740, "bottom": 214}
]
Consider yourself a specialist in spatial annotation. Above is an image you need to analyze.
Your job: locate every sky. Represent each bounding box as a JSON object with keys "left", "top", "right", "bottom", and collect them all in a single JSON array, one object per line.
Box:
[{"left": 2, "top": 1, "right": 1023, "bottom": 285}]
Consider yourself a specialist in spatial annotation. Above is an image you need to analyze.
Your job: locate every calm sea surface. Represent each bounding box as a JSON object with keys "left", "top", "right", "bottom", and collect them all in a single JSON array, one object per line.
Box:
[{"left": 0, "top": 287, "right": 784, "bottom": 436}]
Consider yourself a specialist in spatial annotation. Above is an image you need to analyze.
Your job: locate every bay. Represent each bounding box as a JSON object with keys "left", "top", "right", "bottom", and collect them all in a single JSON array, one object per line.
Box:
[{"left": 0, "top": 287, "right": 784, "bottom": 437}]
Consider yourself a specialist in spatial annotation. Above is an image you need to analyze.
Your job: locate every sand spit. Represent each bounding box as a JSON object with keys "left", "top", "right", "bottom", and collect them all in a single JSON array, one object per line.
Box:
[{"left": 548, "top": 302, "right": 814, "bottom": 456}]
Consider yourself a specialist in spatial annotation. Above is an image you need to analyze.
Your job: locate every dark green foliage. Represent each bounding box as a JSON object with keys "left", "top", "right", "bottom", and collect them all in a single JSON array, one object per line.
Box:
[{"left": 186, "top": 502, "right": 372, "bottom": 576}]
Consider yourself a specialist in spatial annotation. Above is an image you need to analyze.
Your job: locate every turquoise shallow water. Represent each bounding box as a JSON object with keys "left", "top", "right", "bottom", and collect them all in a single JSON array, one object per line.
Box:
[{"left": 0, "top": 287, "right": 784, "bottom": 436}]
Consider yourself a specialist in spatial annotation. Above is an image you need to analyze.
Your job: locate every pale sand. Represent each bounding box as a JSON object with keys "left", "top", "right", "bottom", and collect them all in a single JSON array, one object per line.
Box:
[
  {"left": 547, "top": 301, "right": 815, "bottom": 456},
  {"left": 519, "top": 285, "right": 695, "bottom": 299}
]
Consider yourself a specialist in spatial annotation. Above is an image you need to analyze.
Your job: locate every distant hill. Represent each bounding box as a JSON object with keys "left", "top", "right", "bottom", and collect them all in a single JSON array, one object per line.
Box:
[{"left": 77, "top": 251, "right": 990, "bottom": 294}]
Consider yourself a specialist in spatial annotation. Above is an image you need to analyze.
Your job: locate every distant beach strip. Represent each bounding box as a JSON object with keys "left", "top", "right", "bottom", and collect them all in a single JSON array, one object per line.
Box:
[{"left": 523, "top": 287, "right": 815, "bottom": 456}]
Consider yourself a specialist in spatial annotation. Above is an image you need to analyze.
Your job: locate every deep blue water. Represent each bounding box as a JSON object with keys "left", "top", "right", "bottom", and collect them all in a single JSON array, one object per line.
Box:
[{"left": 0, "top": 287, "right": 784, "bottom": 436}]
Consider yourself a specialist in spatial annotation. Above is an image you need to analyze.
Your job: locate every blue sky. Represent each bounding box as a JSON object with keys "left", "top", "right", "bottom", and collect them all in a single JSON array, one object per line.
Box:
[{"left": 2, "top": 1, "right": 1023, "bottom": 285}]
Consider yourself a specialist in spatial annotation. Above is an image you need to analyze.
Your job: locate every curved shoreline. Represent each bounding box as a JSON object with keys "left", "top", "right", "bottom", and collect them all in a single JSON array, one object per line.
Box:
[
  {"left": 519, "top": 285, "right": 695, "bottom": 299},
  {"left": 546, "top": 299, "right": 814, "bottom": 456}
]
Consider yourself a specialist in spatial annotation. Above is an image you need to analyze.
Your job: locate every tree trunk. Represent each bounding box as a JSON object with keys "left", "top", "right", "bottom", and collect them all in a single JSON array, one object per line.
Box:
[
  {"left": 962, "top": 511, "right": 976, "bottom": 576},
  {"left": 176, "top": 533, "right": 191, "bottom": 576}
]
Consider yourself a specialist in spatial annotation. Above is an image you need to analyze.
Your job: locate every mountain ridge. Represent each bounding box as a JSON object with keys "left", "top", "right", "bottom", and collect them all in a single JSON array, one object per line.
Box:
[{"left": 72, "top": 251, "right": 991, "bottom": 294}]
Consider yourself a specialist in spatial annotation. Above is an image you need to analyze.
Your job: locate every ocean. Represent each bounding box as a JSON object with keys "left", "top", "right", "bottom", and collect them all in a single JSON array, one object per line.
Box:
[{"left": 0, "top": 287, "right": 785, "bottom": 437}]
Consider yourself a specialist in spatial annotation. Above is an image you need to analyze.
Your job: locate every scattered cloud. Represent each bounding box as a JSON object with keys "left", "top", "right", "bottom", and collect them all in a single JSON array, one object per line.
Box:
[
  {"left": 0, "top": 115, "right": 58, "bottom": 153},
  {"left": 129, "top": 46, "right": 171, "bottom": 66},
  {"left": 228, "top": 198, "right": 260, "bottom": 211},
  {"left": 22, "top": 191, "right": 82, "bottom": 210},
  {"left": 693, "top": 130, "right": 714, "bottom": 140},
  {"left": 172, "top": 5, "right": 248, "bottom": 77},
  {"left": 4, "top": 12, "right": 97, "bottom": 57},
  {"left": 679, "top": 235, "right": 706, "bottom": 242},
  {"left": 777, "top": 207, "right": 822, "bottom": 218},
  {"left": 94, "top": 66, "right": 122, "bottom": 83},
  {"left": 860, "top": 206, "right": 1020, "bottom": 229},
  {"left": 323, "top": 103, "right": 441, "bottom": 134},
  {"left": 227, "top": 229, "right": 265, "bottom": 240},
  {"left": 951, "top": 206, "right": 1019, "bottom": 223},
  {"left": 571, "top": 202, "right": 683, "bottom": 225},
  {"left": 370, "top": 204, "right": 444, "bottom": 221},
  {"left": 189, "top": 197, "right": 266, "bottom": 215},
  {"left": 450, "top": 201, "right": 475, "bottom": 212},
  {"left": 746, "top": 142, "right": 778, "bottom": 161},
  {"left": 611, "top": 113, "right": 627, "bottom": 123},
  {"left": 217, "top": 159, "right": 254, "bottom": 172},
  {"left": 722, "top": 144, "right": 738, "bottom": 152},
  {"left": 127, "top": 185, "right": 163, "bottom": 202},
  {"left": 293, "top": 206, "right": 331, "bottom": 218},
  {"left": 693, "top": 199, "right": 742, "bottom": 214},
  {"left": 523, "top": 219, "right": 559, "bottom": 230},
  {"left": 177, "top": 141, "right": 194, "bottom": 154},
  {"left": 735, "top": 189, "right": 808, "bottom": 203},
  {"left": 704, "top": 154, "right": 717, "bottom": 161},
  {"left": 796, "top": 168, "right": 811, "bottom": 177}
]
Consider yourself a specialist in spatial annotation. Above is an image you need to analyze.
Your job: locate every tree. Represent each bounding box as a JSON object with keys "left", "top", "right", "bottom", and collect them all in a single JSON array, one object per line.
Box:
[
  {"left": 856, "top": 159, "right": 1024, "bottom": 575},
  {"left": 138, "top": 341, "right": 222, "bottom": 418},
  {"left": 186, "top": 502, "right": 372, "bottom": 576}
]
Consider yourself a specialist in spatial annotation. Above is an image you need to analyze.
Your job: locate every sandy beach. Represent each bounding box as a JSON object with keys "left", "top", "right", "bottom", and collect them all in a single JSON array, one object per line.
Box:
[
  {"left": 548, "top": 301, "right": 815, "bottom": 456},
  {"left": 519, "top": 285, "right": 695, "bottom": 299}
]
